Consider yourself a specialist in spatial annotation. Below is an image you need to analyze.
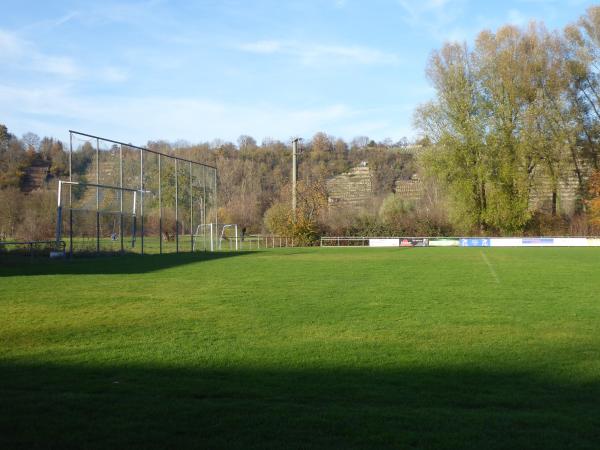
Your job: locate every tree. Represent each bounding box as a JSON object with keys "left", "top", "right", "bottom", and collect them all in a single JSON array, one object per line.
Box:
[
  {"left": 22, "top": 132, "right": 40, "bottom": 152},
  {"left": 0, "top": 124, "right": 11, "bottom": 153},
  {"left": 0, "top": 124, "right": 27, "bottom": 188},
  {"left": 350, "top": 136, "right": 369, "bottom": 150},
  {"left": 415, "top": 42, "right": 489, "bottom": 232},
  {"left": 564, "top": 6, "right": 600, "bottom": 172},
  {"left": 237, "top": 135, "right": 257, "bottom": 152},
  {"left": 588, "top": 170, "right": 600, "bottom": 230},
  {"left": 415, "top": 19, "right": 596, "bottom": 233},
  {"left": 264, "top": 179, "right": 327, "bottom": 244},
  {"left": 40, "top": 138, "right": 68, "bottom": 176}
]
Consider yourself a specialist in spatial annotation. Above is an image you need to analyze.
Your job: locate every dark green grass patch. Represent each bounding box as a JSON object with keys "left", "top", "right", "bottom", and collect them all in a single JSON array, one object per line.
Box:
[{"left": 1, "top": 248, "right": 599, "bottom": 449}]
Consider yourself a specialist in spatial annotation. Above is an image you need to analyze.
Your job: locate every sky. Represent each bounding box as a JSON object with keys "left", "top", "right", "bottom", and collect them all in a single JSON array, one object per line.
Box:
[{"left": 1, "top": 0, "right": 598, "bottom": 146}]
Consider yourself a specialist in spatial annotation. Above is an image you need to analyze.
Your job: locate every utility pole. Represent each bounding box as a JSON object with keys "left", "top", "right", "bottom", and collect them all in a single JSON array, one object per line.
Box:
[{"left": 292, "top": 138, "right": 301, "bottom": 219}]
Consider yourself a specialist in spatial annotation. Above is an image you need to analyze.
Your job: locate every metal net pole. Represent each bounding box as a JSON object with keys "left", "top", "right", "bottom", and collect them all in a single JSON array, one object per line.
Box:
[
  {"left": 96, "top": 137, "right": 100, "bottom": 254},
  {"left": 140, "top": 147, "right": 144, "bottom": 255},
  {"left": 159, "top": 155, "right": 162, "bottom": 255},
  {"left": 190, "top": 161, "right": 193, "bottom": 252},
  {"left": 68, "top": 132, "right": 73, "bottom": 257},
  {"left": 119, "top": 144, "right": 124, "bottom": 253},
  {"left": 203, "top": 166, "right": 207, "bottom": 251},
  {"left": 175, "top": 159, "right": 179, "bottom": 253},
  {"left": 213, "top": 168, "right": 217, "bottom": 250}
]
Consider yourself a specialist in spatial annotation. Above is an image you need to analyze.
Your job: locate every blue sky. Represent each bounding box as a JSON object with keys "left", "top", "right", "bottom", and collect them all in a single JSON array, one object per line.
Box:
[{"left": 0, "top": 0, "right": 597, "bottom": 146}]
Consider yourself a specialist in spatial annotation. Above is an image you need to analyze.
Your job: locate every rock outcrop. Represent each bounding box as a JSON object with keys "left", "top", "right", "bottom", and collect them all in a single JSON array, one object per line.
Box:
[{"left": 326, "top": 165, "right": 373, "bottom": 208}]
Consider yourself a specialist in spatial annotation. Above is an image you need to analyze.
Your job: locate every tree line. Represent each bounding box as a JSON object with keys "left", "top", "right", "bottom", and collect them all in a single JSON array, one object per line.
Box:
[
  {"left": 0, "top": 125, "right": 419, "bottom": 242},
  {"left": 415, "top": 6, "right": 600, "bottom": 235}
]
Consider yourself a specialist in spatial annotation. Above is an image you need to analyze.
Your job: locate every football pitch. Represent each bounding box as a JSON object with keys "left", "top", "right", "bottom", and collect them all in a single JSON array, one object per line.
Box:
[{"left": 1, "top": 247, "right": 599, "bottom": 449}]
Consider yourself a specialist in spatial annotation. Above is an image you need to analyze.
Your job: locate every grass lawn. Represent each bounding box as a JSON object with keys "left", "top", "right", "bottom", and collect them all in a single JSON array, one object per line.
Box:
[
  {"left": 1, "top": 247, "right": 600, "bottom": 449},
  {"left": 63, "top": 234, "right": 278, "bottom": 255}
]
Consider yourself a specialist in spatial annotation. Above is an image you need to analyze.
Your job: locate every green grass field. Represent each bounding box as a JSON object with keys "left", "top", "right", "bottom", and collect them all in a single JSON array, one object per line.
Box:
[
  {"left": 63, "top": 234, "right": 281, "bottom": 255},
  {"left": 1, "top": 247, "right": 600, "bottom": 449}
]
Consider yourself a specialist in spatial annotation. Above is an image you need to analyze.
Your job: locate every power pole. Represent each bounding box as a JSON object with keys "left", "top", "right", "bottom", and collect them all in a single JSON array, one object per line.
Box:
[{"left": 292, "top": 138, "right": 301, "bottom": 219}]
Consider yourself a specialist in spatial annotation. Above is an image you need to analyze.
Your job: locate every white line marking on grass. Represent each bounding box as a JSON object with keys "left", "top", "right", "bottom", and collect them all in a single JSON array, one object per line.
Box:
[{"left": 480, "top": 251, "right": 500, "bottom": 284}]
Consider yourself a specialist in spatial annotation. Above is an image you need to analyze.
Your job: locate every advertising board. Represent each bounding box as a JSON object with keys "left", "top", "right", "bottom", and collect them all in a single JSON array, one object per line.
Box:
[
  {"left": 489, "top": 238, "right": 521, "bottom": 247},
  {"left": 369, "top": 239, "right": 400, "bottom": 247},
  {"left": 490, "top": 237, "right": 596, "bottom": 247},
  {"left": 552, "top": 238, "right": 588, "bottom": 247},
  {"left": 429, "top": 239, "right": 460, "bottom": 247},
  {"left": 399, "top": 238, "right": 429, "bottom": 247},
  {"left": 460, "top": 238, "right": 490, "bottom": 247},
  {"left": 359, "top": 237, "right": 600, "bottom": 248},
  {"left": 522, "top": 238, "right": 555, "bottom": 246}
]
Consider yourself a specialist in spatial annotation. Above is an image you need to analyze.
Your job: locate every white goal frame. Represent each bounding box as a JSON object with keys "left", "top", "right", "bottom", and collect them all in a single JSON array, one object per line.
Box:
[
  {"left": 193, "top": 223, "right": 216, "bottom": 252},
  {"left": 219, "top": 224, "right": 239, "bottom": 251},
  {"left": 56, "top": 180, "right": 152, "bottom": 253},
  {"left": 192, "top": 223, "right": 241, "bottom": 251}
]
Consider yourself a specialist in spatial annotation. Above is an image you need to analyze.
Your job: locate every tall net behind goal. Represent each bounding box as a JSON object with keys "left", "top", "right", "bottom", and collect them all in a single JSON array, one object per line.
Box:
[{"left": 58, "top": 131, "right": 218, "bottom": 256}]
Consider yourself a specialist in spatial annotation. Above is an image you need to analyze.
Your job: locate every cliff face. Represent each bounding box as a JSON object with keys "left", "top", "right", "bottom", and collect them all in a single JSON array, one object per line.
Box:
[
  {"left": 529, "top": 172, "right": 581, "bottom": 215},
  {"left": 526, "top": 159, "right": 594, "bottom": 215},
  {"left": 326, "top": 165, "right": 423, "bottom": 208},
  {"left": 327, "top": 162, "right": 585, "bottom": 215},
  {"left": 326, "top": 166, "right": 372, "bottom": 208},
  {"left": 393, "top": 176, "right": 423, "bottom": 202}
]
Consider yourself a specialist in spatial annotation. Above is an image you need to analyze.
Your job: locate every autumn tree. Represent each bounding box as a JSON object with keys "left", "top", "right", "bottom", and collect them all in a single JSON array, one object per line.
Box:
[
  {"left": 564, "top": 6, "right": 600, "bottom": 172},
  {"left": 588, "top": 170, "right": 600, "bottom": 230},
  {"left": 415, "top": 17, "right": 599, "bottom": 234},
  {"left": 0, "top": 124, "right": 28, "bottom": 187},
  {"left": 264, "top": 179, "right": 327, "bottom": 244},
  {"left": 415, "top": 42, "right": 489, "bottom": 232}
]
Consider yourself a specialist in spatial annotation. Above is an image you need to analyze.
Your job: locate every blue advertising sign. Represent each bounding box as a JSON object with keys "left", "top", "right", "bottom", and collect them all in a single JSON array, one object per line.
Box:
[
  {"left": 522, "top": 238, "right": 554, "bottom": 245},
  {"left": 460, "top": 238, "right": 490, "bottom": 247}
]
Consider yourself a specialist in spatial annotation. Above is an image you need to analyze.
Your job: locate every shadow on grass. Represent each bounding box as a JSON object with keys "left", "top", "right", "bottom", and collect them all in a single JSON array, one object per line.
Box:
[
  {"left": 0, "top": 361, "right": 598, "bottom": 449},
  {"left": 0, "top": 251, "right": 252, "bottom": 277}
]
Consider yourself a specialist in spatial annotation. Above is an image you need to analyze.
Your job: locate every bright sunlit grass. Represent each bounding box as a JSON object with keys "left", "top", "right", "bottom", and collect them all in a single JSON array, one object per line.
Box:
[{"left": 1, "top": 247, "right": 599, "bottom": 449}]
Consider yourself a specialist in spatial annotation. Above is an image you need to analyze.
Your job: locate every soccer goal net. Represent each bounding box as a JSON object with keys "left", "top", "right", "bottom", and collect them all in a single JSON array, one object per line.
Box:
[
  {"left": 193, "top": 223, "right": 242, "bottom": 251},
  {"left": 56, "top": 180, "right": 153, "bottom": 254}
]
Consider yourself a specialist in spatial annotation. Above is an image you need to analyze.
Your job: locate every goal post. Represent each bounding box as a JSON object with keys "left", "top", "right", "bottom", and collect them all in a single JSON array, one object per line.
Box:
[
  {"left": 56, "top": 180, "right": 152, "bottom": 255},
  {"left": 219, "top": 224, "right": 239, "bottom": 251},
  {"left": 193, "top": 223, "right": 216, "bottom": 252}
]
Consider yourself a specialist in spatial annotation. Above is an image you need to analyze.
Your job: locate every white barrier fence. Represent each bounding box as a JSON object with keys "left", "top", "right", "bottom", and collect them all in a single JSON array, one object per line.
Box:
[{"left": 320, "top": 237, "right": 600, "bottom": 248}]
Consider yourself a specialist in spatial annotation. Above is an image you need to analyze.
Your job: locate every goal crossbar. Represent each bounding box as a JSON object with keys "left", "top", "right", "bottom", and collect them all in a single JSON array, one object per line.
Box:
[{"left": 57, "top": 180, "right": 151, "bottom": 208}]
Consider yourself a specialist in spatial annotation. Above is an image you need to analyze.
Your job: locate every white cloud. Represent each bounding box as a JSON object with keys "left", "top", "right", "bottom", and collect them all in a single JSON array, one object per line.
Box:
[
  {"left": 85, "top": 0, "right": 166, "bottom": 25},
  {"left": 34, "top": 54, "right": 81, "bottom": 78},
  {"left": 397, "top": 0, "right": 469, "bottom": 42},
  {"left": 239, "top": 40, "right": 283, "bottom": 54},
  {"left": 99, "top": 67, "right": 129, "bottom": 83},
  {"left": 0, "top": 28, "right": 81, "bottom": 78},
  {"left": 237, "top": 40, "right": 401, "bottom": 66},
  {"left": 507, "top": 9, "right": 533, "bottom": 26},
  {"left": 19, "top": 11, "right": 80, "bottom": 32},
  {"left": 396, "top": 0, "right": 566, "bottom": 44},
  {"left": 0, "top": 27, "right": 127, "bottom": 82},
  {"left": 0, "top": 29, "right": 23, "bottom": 55},
  {"left": 0, "top": 83, "right": 412, "bottom": 143}
]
